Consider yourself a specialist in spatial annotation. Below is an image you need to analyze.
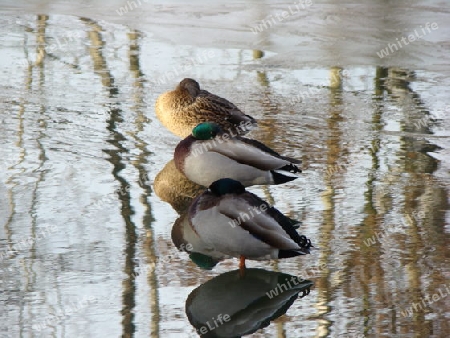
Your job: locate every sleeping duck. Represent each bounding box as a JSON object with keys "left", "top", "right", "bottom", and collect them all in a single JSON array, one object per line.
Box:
[
  {"left": 187, "top": 178, "right": 312, "bottom": 272},
  {"left": 174, "top": 122, "right": 302, "bottom": 187},
  {"left": 171, "top": 212, "right": 229, "bottom": 270},
  {"left": 155, "top": 78, "right": 257, "bottom": 138}
]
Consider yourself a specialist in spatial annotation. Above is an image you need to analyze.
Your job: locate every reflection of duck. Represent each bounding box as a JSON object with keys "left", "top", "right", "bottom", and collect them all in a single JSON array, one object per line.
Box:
[
  {"left": 188, "top": 178, "right": 312, "bottom": 272},
  {"left": 174, "top": 123, "right": 302, "bottom": 187},
  {"left": 154, "top": 159, "right": 205, "bottom": 214},
  {"left": 155, "top": 78, "right": 257, "bottom": 138},
  {"left": 186, "top": 268, "right": 313, "bottom": 337},
  {"left": 171, "top": 211, "right": 228, "bottom": 270}
]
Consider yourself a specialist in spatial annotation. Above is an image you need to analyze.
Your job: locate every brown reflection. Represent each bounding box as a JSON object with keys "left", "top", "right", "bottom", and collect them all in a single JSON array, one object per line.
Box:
[
  {"left": 3, "top": 15, "right": 41, "bottom": 255},
  {"left": 154, "top": 159, "right": 205, "bottom": 215},
  {"left": 342, "top": 67, "right": 450, "bottom": 337},
  {"left": 253, "top": 70, "right": 278, "bottom": 146},
  {"left": 127, "top": 29, "right": 161, "bottom": 338},
  {"left": 10, "top": 14, "right": 50, "bottom": 336},
  {"left": 35, "top": 15, "right": 48, "bottom": 67},
  {"left": 314, "top": 66, "right": 347, "bottom": 337},
  {"left": 385, "top": 68, "right": 448, "bottom": 336},
  {"left": 252, "top": 70, "right": 280, "bottom": 208},
  {"left": 81, "top": 17, "right": 136, "bottom": 337},
  {"left": 349, "top": 66, "right": 387, "bottom": 337}
]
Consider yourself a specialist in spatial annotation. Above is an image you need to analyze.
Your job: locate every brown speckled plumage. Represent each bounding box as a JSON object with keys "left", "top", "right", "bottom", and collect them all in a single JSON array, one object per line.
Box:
[{"left": 155, "top": 78, "right": 257, "bottom": 138}]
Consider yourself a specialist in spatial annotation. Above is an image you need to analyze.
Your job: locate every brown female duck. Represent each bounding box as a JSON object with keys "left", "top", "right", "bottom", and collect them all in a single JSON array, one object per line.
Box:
[{"left": 155, "top": 78, "right": 257, "bottom": 138}]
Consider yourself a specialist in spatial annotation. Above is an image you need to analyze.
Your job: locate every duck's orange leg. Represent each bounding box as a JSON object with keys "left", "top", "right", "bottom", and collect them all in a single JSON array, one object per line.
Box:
[{"left": 239, "top": 255, "right": 246, "bottom": 277}]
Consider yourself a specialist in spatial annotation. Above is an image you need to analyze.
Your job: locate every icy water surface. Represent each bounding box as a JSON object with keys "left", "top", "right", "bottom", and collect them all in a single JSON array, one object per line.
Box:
[{"left": 0, "top": 1, "right": 449, "bottom": 337}]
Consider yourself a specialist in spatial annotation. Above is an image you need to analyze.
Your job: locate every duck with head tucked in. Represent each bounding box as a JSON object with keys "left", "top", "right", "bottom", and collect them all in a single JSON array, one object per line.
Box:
[
  {"left": 187, "top": 178, "right": 312, "bottom": 272},
  {"left": 174, "top": 122, "right": 302, "bottom": 187},
  {"left": 155, "top": 78, "right": 257, "bottom": 138},
  {"left": 171, "top": 212, "right": 229, "bottom": 270}
]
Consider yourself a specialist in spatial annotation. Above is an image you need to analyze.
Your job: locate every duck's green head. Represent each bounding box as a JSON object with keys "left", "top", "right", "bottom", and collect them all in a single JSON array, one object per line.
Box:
[
  {"left": 209, "top": 178, "right": 246, "bottom": 196},
  {"left": 192, "top": 122, "right": 221, "bottom": 140},
  {"left": 189, "top": 252, "right": 220, "bottom": 270}
]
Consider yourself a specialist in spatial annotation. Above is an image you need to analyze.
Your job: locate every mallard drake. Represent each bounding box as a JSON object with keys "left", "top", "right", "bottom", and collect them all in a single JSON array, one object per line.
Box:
[
  {"left": 171, "top": 212, "right": 229, "bottom": 270},
  {"left": 187, "top": 178, "right": 312, "bottom": 272},
  {"left": 155, "top": 78, "right": 257, "bottom": 138},
  {"left": 174, "top": 122, "right": 302, "bottom": 187}
]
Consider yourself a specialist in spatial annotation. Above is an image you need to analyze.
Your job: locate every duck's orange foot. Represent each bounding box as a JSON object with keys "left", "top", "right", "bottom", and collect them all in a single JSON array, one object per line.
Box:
[{"left": 239, "top": 255, "right": 246, "bottom": 277}]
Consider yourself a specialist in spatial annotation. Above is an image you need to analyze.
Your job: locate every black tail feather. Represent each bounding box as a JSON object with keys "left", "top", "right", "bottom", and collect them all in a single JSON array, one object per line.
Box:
[
  {"left": 279, "top": 163, "right": 302, "bottom": 173},
  {"left": 271, "top": 171, "right": 298, "bottom": 185},
  {"left": 278, "top": 235, "right": 313, "bottom": 258},
  {"left": 278, "top": 249, "right": 308, "bottom": 258}
]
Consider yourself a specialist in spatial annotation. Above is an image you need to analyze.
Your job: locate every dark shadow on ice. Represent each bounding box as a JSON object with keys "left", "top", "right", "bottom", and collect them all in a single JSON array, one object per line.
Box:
[{"left": 185, "top": 268, "right": 313, "bottom": 337}]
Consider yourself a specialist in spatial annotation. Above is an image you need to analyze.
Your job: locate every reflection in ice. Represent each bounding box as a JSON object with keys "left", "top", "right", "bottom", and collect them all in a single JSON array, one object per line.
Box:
[{"left": 186, "top": 269, "right": 313, "bottom": 337}]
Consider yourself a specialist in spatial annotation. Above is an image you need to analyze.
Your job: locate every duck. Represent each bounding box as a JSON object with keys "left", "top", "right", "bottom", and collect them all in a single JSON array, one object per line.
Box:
[
  {"left": 171, "top": 212, "right": 229, "bottom": 270},
  {"left": 174, "top": 122, "right": 302, "bottom": 187},
  {"left": 187, "top": 178, "right": 312, "bottom": 272},
  {"left": 155, "top": 78, "right": 257, "bottom": 138}
]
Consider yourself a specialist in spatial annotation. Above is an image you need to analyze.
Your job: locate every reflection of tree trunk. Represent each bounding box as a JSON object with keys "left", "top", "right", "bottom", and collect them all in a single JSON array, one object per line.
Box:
[
  {"left": 374, "top": 67, "right": 388, "bottom": 97},
  {"left": 353, "top": 66, "right": 385, "bottom": 335},
  {"left": 10, "top": 14, "right": 50, "bottom": 333},
  {"left": 357, "top": 66, "right": 448, "bottom": 335},
  {"left": 315, "top": 66, "right": 345, "bottom": 337},
  {"left": 394, "top": 79, "right": 428, "bottom": 334},
  {"left": 391, "top": 68, "right": 445, "bottom": 335},
  {"left": 35, "top": 15, "right": 48, "bottom": 66},
  {"left": 254, "top": 62, "right": 286, "bottom": 333},
  {"left": 4, "top": 16, "right": 39, "bottom": 251},
  {"left": 81, "top": 17, "right": 137, "bottom": 338},
  {"left": 254, "top": 71, "right": 278, "bottom": 219},
  {"left": 255, "top": 70, "right": 278, "bottom": 145},
  {"left": 32, "top": 15, "right": 50, "bottom": 257},
  {"left": 274, "top": 321, "right": 286, "bottom": 338},
  {"left": 128, "top": 30, "right": 160, "bottom": 338}
]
